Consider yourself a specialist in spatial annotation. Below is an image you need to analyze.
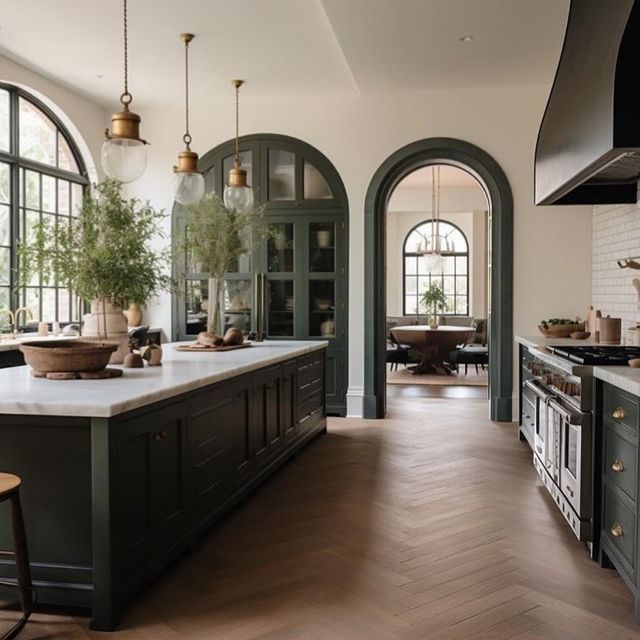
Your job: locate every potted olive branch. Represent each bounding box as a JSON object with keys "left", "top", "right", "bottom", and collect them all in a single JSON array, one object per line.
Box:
[
  {"left": 18, "top": 179, "right": 173, "bottom": 362},
  {"left": 420, "top": 282, "right": 449, "bottom": 329},
  {"left": 177, "top": 192, "right": 271, "bottom": 337}
]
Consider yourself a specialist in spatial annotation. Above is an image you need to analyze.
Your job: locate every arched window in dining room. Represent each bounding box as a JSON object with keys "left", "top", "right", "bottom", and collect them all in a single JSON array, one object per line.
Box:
[{"left": 402, "top": 219, "right": 469, "bottom": 316}]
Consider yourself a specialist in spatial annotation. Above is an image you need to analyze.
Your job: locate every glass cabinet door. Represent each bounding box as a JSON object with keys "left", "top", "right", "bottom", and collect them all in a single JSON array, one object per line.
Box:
[
  {"left": 309, "top": 280, "right": 335, "bottom": 338},
  {"left": 224, "top": 278, "right": 252, "bottom": 335},
  {"left": 185, "top": 279, "right": 210, "bottom": 335},
  {"left": 267, "top": 223, "right": 294, "bottom": 273},
  {"left": 309, "top": 222, "right": 335, "bottom": 272},
  {"left": 267, "top": 280, "right": 295, "bottom": 337}
]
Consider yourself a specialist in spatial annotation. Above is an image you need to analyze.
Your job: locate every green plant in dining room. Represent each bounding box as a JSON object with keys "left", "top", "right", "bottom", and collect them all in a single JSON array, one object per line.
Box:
[
  {"left": 178, "top": 192, "right": 270, "bottom": 334},
  {"left": 18, "top": 179, "right": 172, "bottom": 337},
  {"left": 420, "top": 281, "right": 450, "bottom": 328}
]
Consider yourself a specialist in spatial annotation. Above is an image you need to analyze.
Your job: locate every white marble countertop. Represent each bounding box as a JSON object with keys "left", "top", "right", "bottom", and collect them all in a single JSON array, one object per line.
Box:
[
  {"left": 515, "top": 334, "right": 613, "bottom": 350},
  {"left": 0, "top": 340, "right": 327, "bottom": 418},
  {"left": 0, "top": 335, "right": 81, "bottom": 352},
  {"left": 594, "top": 366, "right": 640, "bottom": 397},
  {"left": 0, "top": 328, "right": 163, "bottom": 353}
]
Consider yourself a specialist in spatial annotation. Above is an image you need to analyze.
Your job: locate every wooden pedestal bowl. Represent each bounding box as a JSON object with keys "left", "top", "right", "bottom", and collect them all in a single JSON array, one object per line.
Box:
[{"left": 19, "top": 340, "right": 118, "bottom": 376}]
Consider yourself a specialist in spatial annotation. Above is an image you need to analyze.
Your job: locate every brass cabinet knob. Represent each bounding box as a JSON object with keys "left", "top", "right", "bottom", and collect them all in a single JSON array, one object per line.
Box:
[
  {"left": 152, "top": 430, "right": 168, "bottom": 441},
  {"left": 610, "top": 522, "right": 624, "bottom": 538},
  {"left": 611, "top": 459, "right": 625, "bottom": 473},
  {"left": 612, "top": 407, "right": 626, "bottom": 420}
]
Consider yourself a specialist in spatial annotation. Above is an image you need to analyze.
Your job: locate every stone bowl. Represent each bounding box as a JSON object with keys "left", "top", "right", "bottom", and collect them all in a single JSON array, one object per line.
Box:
[{"left": 19, "top": 340, "right": 118, "bottom": 374}]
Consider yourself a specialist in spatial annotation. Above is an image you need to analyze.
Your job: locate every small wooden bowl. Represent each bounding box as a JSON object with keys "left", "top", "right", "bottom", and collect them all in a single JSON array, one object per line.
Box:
[
  {"left": 629, "top": 358, "right": 640, "bottom": 368},
  {"left": 570, "top": 331, "right": 591, "bottom": 340}
]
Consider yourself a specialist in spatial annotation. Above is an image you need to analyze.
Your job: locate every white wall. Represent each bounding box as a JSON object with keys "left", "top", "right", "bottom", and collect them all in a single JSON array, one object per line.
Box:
[
  {"left": 593, "top": 204, "right": 640, "bottom": 331},
  {"left": 0, "top": 55, "right": 593, "bottom": 418},
  {"left": 124, "top": 83, "right": 592, "bottom": 417},
  {"left": 0, "top": 55, "right": 106, "bottom": 179}
]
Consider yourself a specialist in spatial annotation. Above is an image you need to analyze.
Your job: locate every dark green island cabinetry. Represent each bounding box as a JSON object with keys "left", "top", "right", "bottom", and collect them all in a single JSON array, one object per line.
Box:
[
  {"left": 597, "top": 379, "right": 640, "bottom": 620},
  {"left": 0, "top": 341, "right": 327, "bottom": 631}
]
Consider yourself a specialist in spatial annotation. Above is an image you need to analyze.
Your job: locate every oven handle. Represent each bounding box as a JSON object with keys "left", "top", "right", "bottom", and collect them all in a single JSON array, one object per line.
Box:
[
  {"left": 524, "top": 379, "right": 555, "bottom": 402},
  {"left": 548, "top": 398, "right": 584, "bottom": 425}
]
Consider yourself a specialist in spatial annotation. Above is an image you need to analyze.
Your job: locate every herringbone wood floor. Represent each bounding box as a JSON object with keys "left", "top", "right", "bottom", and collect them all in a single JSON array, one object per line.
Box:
[{"left": 4, "top": 393, "right": 640, "bottom": 639}]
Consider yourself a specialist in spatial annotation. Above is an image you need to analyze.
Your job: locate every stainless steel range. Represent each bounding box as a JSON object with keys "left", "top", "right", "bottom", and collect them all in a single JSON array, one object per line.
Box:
[{"left": 519, "top": 342, "right": 640, "bottom": 549}]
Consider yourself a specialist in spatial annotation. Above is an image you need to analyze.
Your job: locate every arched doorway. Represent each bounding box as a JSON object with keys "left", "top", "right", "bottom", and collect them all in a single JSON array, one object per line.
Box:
[
  {"left": 363, "top": 138, "right": 513, "bottom": 421},
  {"left": 172, "top": 133, "right": 349, "bottom": 415}
]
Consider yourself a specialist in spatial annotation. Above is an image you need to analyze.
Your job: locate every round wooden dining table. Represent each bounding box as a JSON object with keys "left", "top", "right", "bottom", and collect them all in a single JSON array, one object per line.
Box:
[{"left": 390, "top": 325, "right": 476, "bottom": 375}]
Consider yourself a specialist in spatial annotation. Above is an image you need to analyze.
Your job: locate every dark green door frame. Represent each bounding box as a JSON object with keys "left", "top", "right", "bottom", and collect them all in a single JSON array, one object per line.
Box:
[{"left": 363, "top": 137, "right": 513, "bottom": 421}]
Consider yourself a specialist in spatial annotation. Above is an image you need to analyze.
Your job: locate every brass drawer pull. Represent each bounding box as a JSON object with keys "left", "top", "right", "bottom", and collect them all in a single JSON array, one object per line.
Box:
[
  {"left": 610, "top": 522, "right": 624, "bottom": 538},
  {"left": 152, "top": 431, "right": 167, "bottom": 441},
  {"left": 612, "top": 407, "right": 626, "bottom": 420},
  {"left": 611, "top": 459, "right": 625, "bottom": 473}
]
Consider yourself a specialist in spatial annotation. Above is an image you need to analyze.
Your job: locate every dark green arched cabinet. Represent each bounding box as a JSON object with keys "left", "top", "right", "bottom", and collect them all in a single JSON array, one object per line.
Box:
[{"left": 173, "top": 134, "right": 349, "bottom": 416}]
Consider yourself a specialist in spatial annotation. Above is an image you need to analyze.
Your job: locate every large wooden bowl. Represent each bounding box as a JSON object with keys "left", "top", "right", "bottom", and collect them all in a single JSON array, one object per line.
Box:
[
  {"left": 19, "top": 340, "right": 118, "bottom": 374},
  {"left": 538, "top": 322, "right": 585, "bottom": 338}
]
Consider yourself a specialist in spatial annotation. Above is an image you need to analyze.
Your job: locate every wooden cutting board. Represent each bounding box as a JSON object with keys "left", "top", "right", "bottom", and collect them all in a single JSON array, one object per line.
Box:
[{"left": 174, "top": 342, "right": 252, "bottom": 352}]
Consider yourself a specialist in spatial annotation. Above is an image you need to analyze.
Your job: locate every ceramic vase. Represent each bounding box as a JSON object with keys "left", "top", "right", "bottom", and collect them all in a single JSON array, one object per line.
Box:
[
  {"left": 320, "top": 318, "right": 335, "bottom": 337},
  {"left": 124, "top": 303, "right": 143, "bottom": 327},
  {"left": 83, "top": 299, "right": 130, "bottom": 364}
]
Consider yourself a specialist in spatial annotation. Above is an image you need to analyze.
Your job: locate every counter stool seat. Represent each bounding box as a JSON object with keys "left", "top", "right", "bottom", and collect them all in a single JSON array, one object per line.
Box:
[
  {"left": 0, "top": 475, "right": 21, "bottom": 499},
  {"left": 0, "top": 472, "right": 35, "bottom": 640}
]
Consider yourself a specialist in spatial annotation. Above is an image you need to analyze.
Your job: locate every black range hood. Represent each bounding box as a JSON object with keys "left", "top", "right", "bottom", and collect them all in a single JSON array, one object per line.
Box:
[{"left": 535, "top": 0, "right": 640, "bottom": 205}]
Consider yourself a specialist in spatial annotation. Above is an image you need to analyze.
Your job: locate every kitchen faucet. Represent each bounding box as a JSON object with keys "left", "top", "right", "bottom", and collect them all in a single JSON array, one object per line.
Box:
[
  {"left": 0, "top": 308, "right": 16, "bottom": 339},
  {"left": 14, "top": 307, "right": 33, "bottom": 333}
]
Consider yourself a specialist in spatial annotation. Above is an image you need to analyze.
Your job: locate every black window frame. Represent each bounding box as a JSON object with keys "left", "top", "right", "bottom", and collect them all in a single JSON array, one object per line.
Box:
[
  {"left": 0, "top": 83, "right": 89, "bottom": 327},
  {"left": 402, "top": 218, "right": 470, "bottom": 316}
]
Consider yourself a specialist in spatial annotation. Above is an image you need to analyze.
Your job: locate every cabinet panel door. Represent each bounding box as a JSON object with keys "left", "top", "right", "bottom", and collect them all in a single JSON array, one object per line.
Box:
[
  {"left": 188, "top": 387, "right": 236, "bottom": 514},
  {"left": 115, "top": 403, "right": 187, "bottom": 575},
  {"left": 281, "top": 363, "right": 296, "bottom": 442},
  {"left": 251, "top": 366, "right": 282, "bottom": 466}
]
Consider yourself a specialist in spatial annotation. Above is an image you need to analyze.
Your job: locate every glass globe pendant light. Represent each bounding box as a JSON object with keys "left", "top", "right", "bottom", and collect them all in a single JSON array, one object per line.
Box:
[
  {"left": 102, "top": 0, "right": 148, "bottom": 183},
  {"left": 172, "top": 33, "right": 205, "bottom": 206},
  {"left": 223, "top": 80, "right": 254, "bottom": 213}
]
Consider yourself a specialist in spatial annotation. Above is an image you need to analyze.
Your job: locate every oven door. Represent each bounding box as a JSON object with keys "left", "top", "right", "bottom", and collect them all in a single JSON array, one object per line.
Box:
[
  {"left": 548, "top": 397, "right": 591, "bottom": 519},
  {"left": 524, "top": 380, "right": 554, "bottom": 475}
]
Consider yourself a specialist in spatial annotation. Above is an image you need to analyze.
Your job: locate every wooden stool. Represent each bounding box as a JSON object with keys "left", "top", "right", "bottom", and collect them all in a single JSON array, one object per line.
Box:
[{"left": 0, "top": 473, "right": 35, "bottom": 640}]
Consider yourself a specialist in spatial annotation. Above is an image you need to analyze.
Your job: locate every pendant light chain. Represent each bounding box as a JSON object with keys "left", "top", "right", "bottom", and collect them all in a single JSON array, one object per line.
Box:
[
  {"left": 234, "top": 82, "right": 240, "bottom": 165},
  {"left": 121, "top": 0, "right": 132, "bottom": 108},
  {"left": 183, "top": 35, "right": 191, "bottom": 148}
]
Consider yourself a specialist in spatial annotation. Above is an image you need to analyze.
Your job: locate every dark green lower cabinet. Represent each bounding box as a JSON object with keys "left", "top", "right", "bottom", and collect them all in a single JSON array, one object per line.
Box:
[
  {"left": 598, "top": 382, "right": 640, "bottom": 621},
  {"left": 0, "top": 349, "right": 327, "bottom": 631}
]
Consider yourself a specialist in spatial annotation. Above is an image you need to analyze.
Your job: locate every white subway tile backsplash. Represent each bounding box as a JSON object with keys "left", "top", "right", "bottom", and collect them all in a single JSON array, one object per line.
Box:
[{"left": 593, "top": 203, "right": 640, "bottom": 331}]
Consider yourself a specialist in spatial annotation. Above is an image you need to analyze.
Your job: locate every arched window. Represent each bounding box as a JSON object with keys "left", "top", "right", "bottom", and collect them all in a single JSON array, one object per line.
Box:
[
  {"left": 0, "top": 84, "right": 88, "bottom": 325},
  {"left": 403, "top": 219, "right": 469, "bottom": 316}
]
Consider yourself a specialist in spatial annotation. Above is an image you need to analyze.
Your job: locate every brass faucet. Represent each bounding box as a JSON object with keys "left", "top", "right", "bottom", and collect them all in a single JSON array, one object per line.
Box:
[
  {"left": 0, "top": 308, "right": 16, "bottom": 340},
  {"left": 14, "top": 307, "right": 33, "bottom": 333}
]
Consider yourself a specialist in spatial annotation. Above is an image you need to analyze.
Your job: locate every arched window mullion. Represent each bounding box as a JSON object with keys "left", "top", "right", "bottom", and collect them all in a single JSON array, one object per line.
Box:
[
  {"left": 0, "top": 84, "right": 87, "bottom": 326},
  {"left": 402, "top": 218, "right": 469, "bottom": 317}
]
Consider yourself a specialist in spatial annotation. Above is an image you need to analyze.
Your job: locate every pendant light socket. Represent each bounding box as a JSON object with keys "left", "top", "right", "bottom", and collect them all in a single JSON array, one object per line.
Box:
[
  {"left": 105, "top": 109, "right": 146, "bottom": 143},
  {"left": 228, "top": 164, "right": 249, "bottom": 187},
  {"left": 174, "top": 149, "right": 199, "bottom": 174}
]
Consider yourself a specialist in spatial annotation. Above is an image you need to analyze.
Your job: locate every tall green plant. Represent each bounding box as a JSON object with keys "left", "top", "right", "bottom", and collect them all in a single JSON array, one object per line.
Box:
[
  {"left": 19, "top": 179, "right": 172, "bottom": 311},
  {"left": 420, "top": 281, "right": 449, "bottom": 320},
  {"left": 178, "top": 192, "right": 270, "bottom": 333}
]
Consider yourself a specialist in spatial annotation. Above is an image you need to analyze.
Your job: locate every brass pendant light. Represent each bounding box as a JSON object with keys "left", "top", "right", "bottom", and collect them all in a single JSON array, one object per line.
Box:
[
  {"left": 223, "top": 80, "right": 254, "bottom": 213},
  {"left": 172, "top": 33, "right": 205, "bottom": 206},
  {"left": 102, "top": 0, "right": 148, "bottom": 183}
]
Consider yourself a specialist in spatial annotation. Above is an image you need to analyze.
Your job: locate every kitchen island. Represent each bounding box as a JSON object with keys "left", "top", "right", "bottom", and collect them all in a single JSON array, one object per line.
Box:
[{"left": 0, "top": 340, "right": 327, "bottom": 631}]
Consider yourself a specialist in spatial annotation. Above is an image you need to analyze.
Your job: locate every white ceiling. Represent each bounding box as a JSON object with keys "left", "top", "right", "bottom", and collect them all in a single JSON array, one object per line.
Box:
[{"left": 0, "top": 0, "right": 569, "bottom": 108}]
